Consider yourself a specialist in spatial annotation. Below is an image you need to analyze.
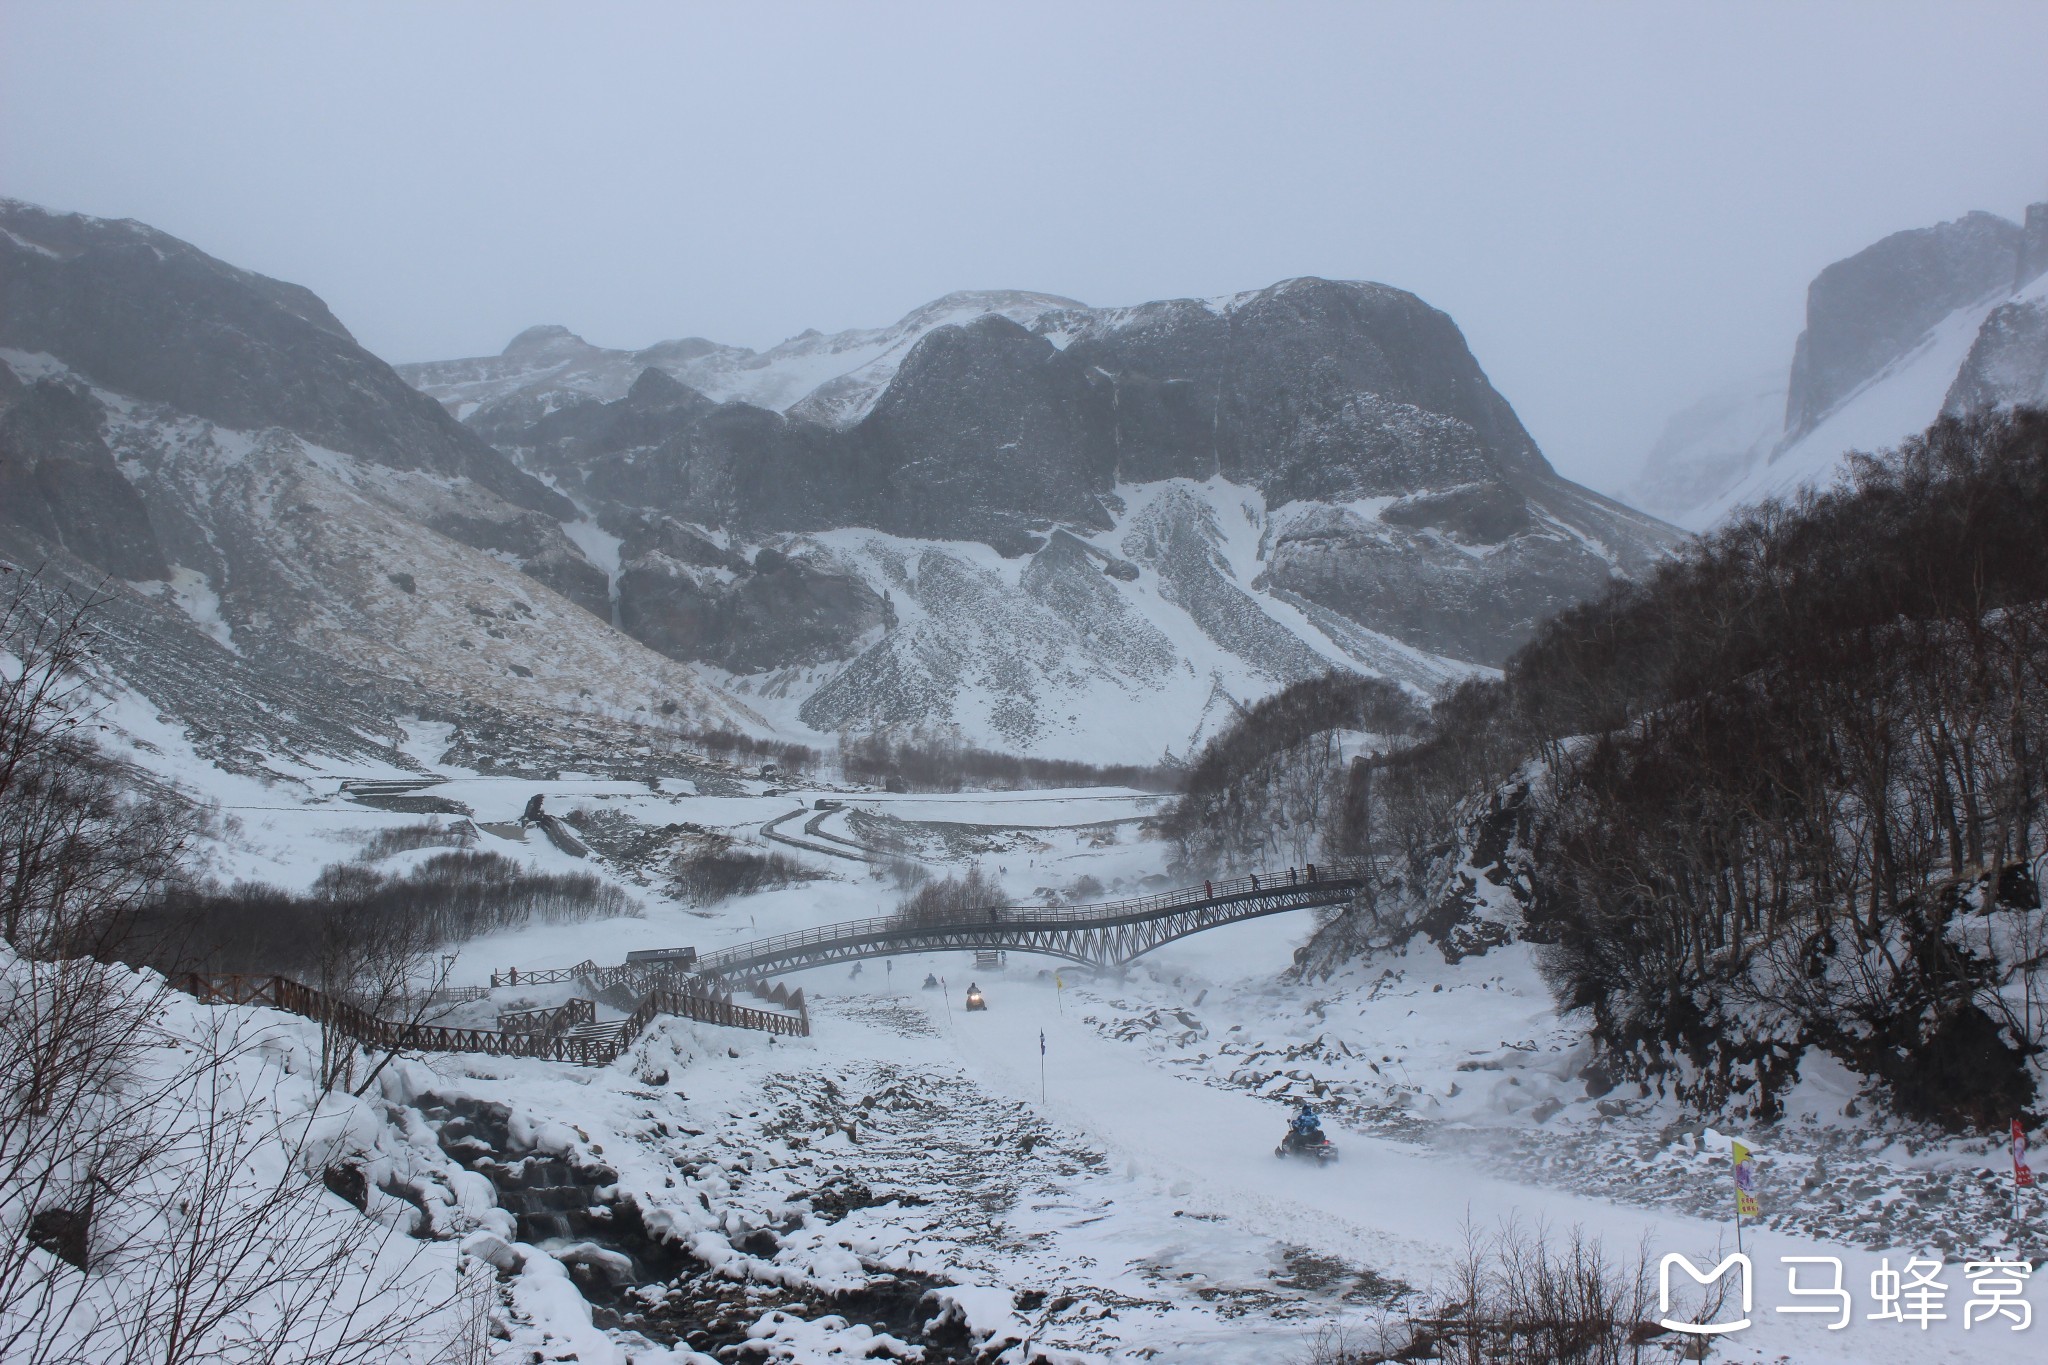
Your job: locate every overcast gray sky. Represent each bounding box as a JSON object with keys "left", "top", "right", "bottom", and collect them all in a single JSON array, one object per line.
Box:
[{"left": 4, "top": 1, "right": 2045, "bottom": 494}]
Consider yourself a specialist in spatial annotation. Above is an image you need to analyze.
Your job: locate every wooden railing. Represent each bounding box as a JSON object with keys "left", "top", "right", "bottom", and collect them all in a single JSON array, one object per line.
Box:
[
  {"left": 489, "top": 960, "right": 598, "bottom": 988},
  {"left": 170, "top": 967, "right": 807, "bottom": 1067},
  {"left": 497, "top": 997, "right": 596, "bottom": 1035}
]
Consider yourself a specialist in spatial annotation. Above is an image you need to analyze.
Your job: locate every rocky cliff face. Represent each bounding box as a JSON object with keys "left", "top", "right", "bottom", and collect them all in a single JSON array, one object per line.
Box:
[
  {"left": 1637, "top": 199, "right": 2048, "bottom": 532},
  {"left": 1784, "top": 210, "right": 2024, "bottom": 440},
  {"left": 413, "top": 278, "right": 1681, "bottom": 758},
  {"left": 0, "top": 201, "right": 757, "bottom": 778}
]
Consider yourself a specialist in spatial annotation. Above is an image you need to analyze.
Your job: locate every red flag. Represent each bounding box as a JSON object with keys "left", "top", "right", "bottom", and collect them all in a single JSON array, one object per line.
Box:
[{"left": 2015, "top": 1119, "right": 2034, "bottom": 1189}]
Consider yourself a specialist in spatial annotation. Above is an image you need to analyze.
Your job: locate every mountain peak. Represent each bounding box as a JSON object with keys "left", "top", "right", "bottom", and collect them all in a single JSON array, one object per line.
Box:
[{"left": 503, "top": 323, "right": 589, "bottom": 358}]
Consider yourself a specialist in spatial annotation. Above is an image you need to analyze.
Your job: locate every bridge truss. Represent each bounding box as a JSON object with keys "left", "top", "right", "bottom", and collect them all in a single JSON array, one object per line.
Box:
[{"left": 696, "top": 865, "right": 1364, "bottom": 981}]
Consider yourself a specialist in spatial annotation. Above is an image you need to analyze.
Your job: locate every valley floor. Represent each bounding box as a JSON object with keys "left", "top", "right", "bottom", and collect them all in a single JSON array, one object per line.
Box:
[{"left": 154, "top": 766, "right": 2048, "bottom": 1362}]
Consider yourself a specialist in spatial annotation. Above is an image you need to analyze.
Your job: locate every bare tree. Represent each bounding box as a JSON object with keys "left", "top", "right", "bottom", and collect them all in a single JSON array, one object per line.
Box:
[{"left": 1, "top": 573, "right": 482, "bottom": 1363}]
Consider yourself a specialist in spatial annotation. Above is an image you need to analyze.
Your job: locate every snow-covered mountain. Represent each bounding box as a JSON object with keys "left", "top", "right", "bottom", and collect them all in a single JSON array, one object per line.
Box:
[
  {"left": 397, "top": 290, "right": 1088, "bottom": 442},
  {"left": 409, "top": 281, "right": 1681, "bottom": 761},
  {"left": 0, "top": 198, "right": 760, "bottom": 778},
  {"left": 1636, "top": 201, "right": 2048, "bottom": 530},
  {"left": 2, "top": 197, "right": 1677, "bottom": 771}
]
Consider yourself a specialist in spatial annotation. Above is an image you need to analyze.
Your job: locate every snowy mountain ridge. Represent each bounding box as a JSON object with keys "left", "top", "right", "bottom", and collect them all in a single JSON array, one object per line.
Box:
[
  {"left": 400, "top": 289, "right": 1088, "bottom": 437},
  {"left": 4, "top": 196, "right": 1678, "bottom": 773},
  {"left": 419, "top": 275, "right": 1680, "bottom": 760},
  {"left": 0, "top": 198, "right": 764, "bottom": 781}
]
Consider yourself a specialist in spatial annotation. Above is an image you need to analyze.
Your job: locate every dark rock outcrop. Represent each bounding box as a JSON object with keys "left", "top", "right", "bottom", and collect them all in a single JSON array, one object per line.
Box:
[
  {"left": 0, "top": 379, "right": 167, "bottom": 580},
  {"left": 618, "top": 537, "right": 891, "bottom": 673},
  {"left": 2018, "top": 202, "right": 2048, "bottom": 293}
]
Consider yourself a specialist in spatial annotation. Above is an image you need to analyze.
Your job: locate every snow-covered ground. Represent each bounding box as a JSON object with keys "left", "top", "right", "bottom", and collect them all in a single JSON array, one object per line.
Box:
[{"left": 99, "top": 743, "right": 2048, "bottom": 1363}]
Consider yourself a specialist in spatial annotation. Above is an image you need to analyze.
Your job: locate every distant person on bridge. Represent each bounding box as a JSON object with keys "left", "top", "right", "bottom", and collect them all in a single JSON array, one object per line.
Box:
[
  {"left": 1307, "top": 863, "right": 1316, "bottom": 882},
  {"left": 1288, "top": 867, "right": 1297, "bottom": 886},
  {"left": 1204, "top": 880, "right": 1212, "bottom": 898},
  {"left": 1250, "top": 873, "right": 1259, "bottom": 891}
]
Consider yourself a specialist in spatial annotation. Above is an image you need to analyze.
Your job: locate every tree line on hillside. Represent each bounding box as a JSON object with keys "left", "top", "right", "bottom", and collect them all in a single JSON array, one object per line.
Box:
[
  {"left": 681, "top": 725, "right": 1178, "bottom": 793},
  {"left": 1162, "top": 670, "right": 1425, "bottom": 873},
  {"left": 837, "top": 732, "right": 1178, "bottom": 793},
  {"left": 1339, "top": 409, "right": 2048, "bottom": 1127}
]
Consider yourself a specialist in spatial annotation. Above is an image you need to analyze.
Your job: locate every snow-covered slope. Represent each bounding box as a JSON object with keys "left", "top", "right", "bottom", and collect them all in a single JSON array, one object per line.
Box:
[
  {"left": 1622, "top": 371, "right": 1785, "bottom": 524},
  {"left": 0, "top": 200, "right": 763, "bottom": 780},
  {"left": 1692, "top": 287, "right": 2015, "bottom": 526},
  {"left": 1944, "top": 268, "right": 2048, "bottom": 416},
  {"left": 714, "top": 480, "right": 1485, "bottom": 764}
]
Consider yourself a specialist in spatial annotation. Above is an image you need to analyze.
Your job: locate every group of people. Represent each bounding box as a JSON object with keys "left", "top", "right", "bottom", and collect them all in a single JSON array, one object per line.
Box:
[{"left": 1202, "top": 864, "right": 1318, "bottom": 899}]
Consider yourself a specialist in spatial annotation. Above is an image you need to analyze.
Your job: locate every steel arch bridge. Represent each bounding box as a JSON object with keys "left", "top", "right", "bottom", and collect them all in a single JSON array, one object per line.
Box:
[{"left": 695, "top": 865, "right": 1364, "bottom": 981}]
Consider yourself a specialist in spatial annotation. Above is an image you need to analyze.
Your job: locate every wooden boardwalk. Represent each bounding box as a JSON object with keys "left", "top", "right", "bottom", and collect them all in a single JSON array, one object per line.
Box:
[{"left": 171, "top": 963, "right": 808, "bottom": 1068}]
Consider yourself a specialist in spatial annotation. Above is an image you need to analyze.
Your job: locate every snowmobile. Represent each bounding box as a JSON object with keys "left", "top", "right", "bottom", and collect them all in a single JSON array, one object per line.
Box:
[
  {"left": 922, "top": 972, "right": 941, "bottom": 991},
  {"left": 965, "top": 983, "right": 988, "bottom": 1011},
  {"left": 1274, "top": 1105, "right": 1338, "bottom": 1165}
]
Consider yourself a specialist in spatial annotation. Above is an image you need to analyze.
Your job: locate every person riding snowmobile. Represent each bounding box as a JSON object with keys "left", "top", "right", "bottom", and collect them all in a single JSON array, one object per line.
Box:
[
  {"left": 1289, "top": 1104, "right": 1323, "bottom": 1143},
  {"left": 1278, "top": 1102, "right": 1334, "bottom": 1160}
]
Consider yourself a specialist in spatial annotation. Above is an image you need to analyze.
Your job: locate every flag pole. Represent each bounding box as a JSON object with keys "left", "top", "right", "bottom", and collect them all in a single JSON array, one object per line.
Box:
[
  {"left": 1731, "top": 1139, "right": 1757, "bottom": 1260},
  {"left": 1039, "top": 1029, "right": 1047, "bottom": 1105}
]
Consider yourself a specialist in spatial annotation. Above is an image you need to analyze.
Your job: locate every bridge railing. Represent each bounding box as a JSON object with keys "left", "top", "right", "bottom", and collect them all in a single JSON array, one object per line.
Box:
[
  {"left": 170, "top": 965, "right": 808, "bottom": 1066},
  {"left": 695, "top": 862, "right": 1365, "bottom": 972}
]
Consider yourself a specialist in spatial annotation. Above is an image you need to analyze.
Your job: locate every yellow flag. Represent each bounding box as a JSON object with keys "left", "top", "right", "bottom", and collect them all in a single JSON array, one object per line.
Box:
[
  {"left": 1055, "top": 973, "right": 1065, "bottom": 991},
  {"left": 1732, "top": 1140, "right": 1760, "bottom": 1218}
]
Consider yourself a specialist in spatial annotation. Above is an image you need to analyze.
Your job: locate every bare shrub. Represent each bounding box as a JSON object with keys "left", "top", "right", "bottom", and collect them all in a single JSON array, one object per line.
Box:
[
  {"left": 896, "top": 864, "right": 1004, "bottom": 927},
  {"left": 355, "top": 819, "right": 473, "bottom": 863},
  {"left": 1167, "top": 671, "right": 1426, "bottom": 874},
  {"left": 1315, "top": 1217, "right": 1674, "bottom": 1365},
  {"left": 878, "top": 856, "right": 929, "bottom": 891},
  {"left": 0, "top": 573, "right": 468, "bottom": 1360},
  {"left": 840, "top": 732, "right": 1179, "bottom": 793},
  {"left": 136, "top": 851, "right": 639, "bottom": 983},
  {"left": 669, "top": 837, "right": 820, "bottom": 905}
]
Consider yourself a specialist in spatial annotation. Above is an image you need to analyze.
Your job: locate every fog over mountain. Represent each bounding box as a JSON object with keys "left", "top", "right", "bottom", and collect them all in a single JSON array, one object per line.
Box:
[
  {"left": 1632, "top": 199, "right": 2048, "bottom": 528},
  {"left": 6, "top": 3, "right": 2045, "bottom": 495}
]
